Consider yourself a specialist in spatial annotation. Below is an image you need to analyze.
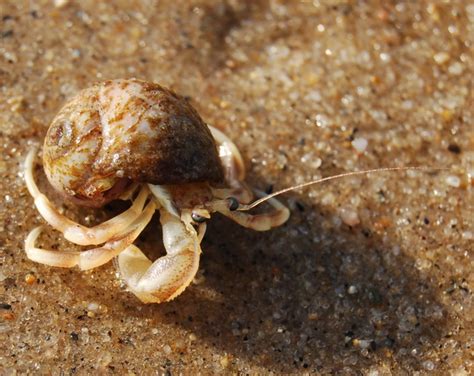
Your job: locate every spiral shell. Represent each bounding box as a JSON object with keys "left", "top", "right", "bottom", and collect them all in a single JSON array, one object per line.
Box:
[{"left": 43, "top": 79, "right": 224, "bottom": 206}]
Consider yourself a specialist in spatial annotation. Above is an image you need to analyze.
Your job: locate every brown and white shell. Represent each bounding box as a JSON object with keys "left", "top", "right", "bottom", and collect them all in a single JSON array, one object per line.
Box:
[{"left": 43, "top": 79, "right": 224, "bottom": 207}]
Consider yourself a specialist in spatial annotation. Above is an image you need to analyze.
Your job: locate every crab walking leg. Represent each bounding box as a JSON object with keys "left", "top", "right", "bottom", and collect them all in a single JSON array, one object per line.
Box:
[
  {"left": 25, "top": 201, "right": 156, "bottom": 270},
  {"left": 217, "top": 192, "right": 290, "bottom": 231},
  {"left": 25, "top": 148, "right": 149, "bottom": 246},
  {"left": 208, "top": 126, "right": 253, "bottom": 203},
  {"left": 118, "top": 209, "right": 201, "bottom": 304},
  {"left": 197, "top": 222, "right": 207, "bottom": 244},
  {"left": 208, "top": 125, "right": 245, "bottom": 185}
]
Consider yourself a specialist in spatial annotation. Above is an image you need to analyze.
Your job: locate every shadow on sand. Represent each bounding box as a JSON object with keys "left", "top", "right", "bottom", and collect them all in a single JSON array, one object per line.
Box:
[{"left": 119, "top": 184, "right": 447, "bottom": 374}]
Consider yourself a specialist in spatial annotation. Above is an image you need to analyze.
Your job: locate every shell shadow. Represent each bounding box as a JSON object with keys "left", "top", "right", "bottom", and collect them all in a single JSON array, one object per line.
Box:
[{"left": 123, "top": 187, "right": 448, "bottom": 373}]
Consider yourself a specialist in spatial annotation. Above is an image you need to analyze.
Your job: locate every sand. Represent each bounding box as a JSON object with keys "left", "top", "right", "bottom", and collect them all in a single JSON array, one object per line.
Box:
[{"left": 0, "top": 1, "right": 472, "bottom": 374}]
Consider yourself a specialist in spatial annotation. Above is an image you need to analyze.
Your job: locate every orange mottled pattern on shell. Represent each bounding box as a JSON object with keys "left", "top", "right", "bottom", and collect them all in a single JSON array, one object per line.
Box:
[{"left": 43, "top": 79, "right": 224, "bottom": 206}]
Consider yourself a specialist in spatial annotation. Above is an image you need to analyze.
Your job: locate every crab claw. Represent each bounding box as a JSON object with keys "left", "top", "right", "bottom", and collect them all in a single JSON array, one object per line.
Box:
[{"left": 117, "top": 209, "right": 201, "bottom": 303}]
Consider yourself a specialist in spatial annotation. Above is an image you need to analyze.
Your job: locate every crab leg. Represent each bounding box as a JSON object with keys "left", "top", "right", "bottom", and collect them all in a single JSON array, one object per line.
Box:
[
  {"left": 196, "top": 222, "right": 207, "bottom": 243},
  {"left": 25, "top": 201, "right": 156, "bottom": 270},
  {"left": 217, "top": 191, "right": 289, "bottom": 231},
  {"left": 208, "top": 125, "right": 245, "bottom": 185},
  {"left": 117, "top": 209, "right": 201, "bottom": 304},
  {"left": 208, "top": 125, "right": 255, "bottom": 203},
  {"left": 25, "top": 148, "right": 149, "bottom": 246}
]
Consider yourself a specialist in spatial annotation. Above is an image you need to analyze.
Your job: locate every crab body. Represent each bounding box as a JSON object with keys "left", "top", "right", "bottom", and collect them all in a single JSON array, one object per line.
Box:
[{"left": 24, "top": 79, "right": 289, "bottom": 303}]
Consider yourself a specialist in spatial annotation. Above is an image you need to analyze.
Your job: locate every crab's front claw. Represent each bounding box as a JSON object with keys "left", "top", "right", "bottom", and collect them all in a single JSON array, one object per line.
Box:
[{"left": 117, "top": 210, "right": 201, "bottom": 303}]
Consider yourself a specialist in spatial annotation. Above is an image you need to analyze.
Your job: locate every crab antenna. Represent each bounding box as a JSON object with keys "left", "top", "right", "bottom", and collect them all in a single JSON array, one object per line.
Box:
[{"left": 236, "top": 166, "right": 449, "bottom": 212}]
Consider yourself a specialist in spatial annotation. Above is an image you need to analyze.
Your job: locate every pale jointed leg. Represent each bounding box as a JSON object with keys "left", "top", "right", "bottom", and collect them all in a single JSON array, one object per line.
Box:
[
  {"left": 217, "top": 190, "right": 290, "bottom": 231},
  {"left": 196, "top": 222, "right": 207, "bottom": 244},
  {"left": 208, "top": 125, "right": 246, "bottom": 184},
  {"left": 208, "top": 126, "right": 253, "bottom": 203},
  {"left": 25, "top": 148, "right": 149, "bottom": 246},
  {"left": 117, "top": 208, "right": 201, "bottom": 304},
  {"left": 25, "top": 201, "right": 156, "bottom": 270}
]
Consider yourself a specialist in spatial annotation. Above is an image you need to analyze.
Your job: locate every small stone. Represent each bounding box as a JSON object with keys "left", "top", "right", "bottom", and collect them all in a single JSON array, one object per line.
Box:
[
  {"left": 220, "top": 355, "right": 230, "bottom": 368},
  {"left": 98, "top": 351, "right": 112, "bottom": 367},
  {"left": 3, "top": 51, "right": 17, "bottom": 63},
  {"left": 196, "top": 357, "right": 204, "bottom": 366},
  {"left": 422, "top": 360, "right": 435, "bottom": 371},
  {"left": 300, "top": 153, "right": 322, "bottom": 169},
  {"left": 219, "top": 101, "right": 230, "bottom": 109},
  {"left": 84, "top": 215, "right": 95, "bottom": 225},
  {"left": 321, "top": 192, "right": 335, "bottom": 206},
  {"left": 445, "top": 175, "right": 461, "bottom": 188},
  {"left": 25, "top": 273, "right": 36, "bottom": 285},
  {"left": 54, "top": 0, "right": 69, "bottom": 8},
  {"left": 366, "top": 368, "right": 378, "bottom": 376},
  {"left": 370, "top": 76, "right": 381, "bottom": 85},
  {"left": 379, "top": 52, "right": 391, "bottom": 62},
  {"left": 448, "top": 62, "right": 463, "bottom": 75},
  {"left": 71, "top": 49, "right": 81, "bottom": 59},
  {"left": 415, "top": 258, "right": 432, "bottom": 270},
  {"left": 7, "top": 96, "right": 24, "bottom": 112},
  {"left": 339, "top": 207, "right": 360, "bottom": 226},
  {"left": 307, "top": 312, "right": 319, "bottom": 321},
  {"left": 87, "top": 302, "right": 99, "bottom": 312},
  {"left": 163, "top": 344, "right": 172, "bottom": 355},
  {"left": 351, "top": 137, "right": 368, "bottom": 153},
  {"left": 433, "top": 52, "right": 450, "bottom": 65},
  {"left": 315, "top": 113, "right": 330, "bottom": 127},
  {"left": 450, "top": 367, "right": 469, "bottom": 376},
  {"left": 189, "top": 333, "right": 197, "bottom": 341},
  {"left": 468, "top": 169, "right": 474, "bottom": 185},
  {"left": 462, "top": 231, "right": 473, "bottom": 240},
  {"left": 347, "top": 285, "right": 358, "bottom": 294},
  {"left": 441, "top": 109, "right": 454, "bottom": 122},
  {"left": 353, "top": 338, "right": 371, "bottom": 349}
]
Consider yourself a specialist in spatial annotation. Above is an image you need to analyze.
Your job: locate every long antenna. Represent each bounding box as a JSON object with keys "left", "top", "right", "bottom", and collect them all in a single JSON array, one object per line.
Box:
[{"left": 237, "top": 166, "right": 448, "bottom": 211}]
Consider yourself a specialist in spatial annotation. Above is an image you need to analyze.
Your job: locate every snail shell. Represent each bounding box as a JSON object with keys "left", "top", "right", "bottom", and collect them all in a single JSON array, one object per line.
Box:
[{"left": 43, "top": 79, "right": 224, "bottom": 207}]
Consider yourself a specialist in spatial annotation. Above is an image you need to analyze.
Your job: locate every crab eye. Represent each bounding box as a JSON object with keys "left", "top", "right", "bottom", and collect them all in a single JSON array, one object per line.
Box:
[
  {"left": 191, "top": 212, "right": 207, "bottom": 223},
  {"left": 227, "top": 197, "right": 239, "bottom": 211}
]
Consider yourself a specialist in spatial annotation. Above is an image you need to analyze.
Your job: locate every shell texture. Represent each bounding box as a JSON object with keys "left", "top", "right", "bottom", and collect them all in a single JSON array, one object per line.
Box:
[{"left": 43, "top": 79, "right": 224, "bottom": 206}]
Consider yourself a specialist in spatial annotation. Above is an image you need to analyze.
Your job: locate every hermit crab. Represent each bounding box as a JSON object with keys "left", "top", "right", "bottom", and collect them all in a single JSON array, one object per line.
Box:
[
  {"left": 24, "top": 79, "right": 290, "bottom": 303},
  {"left": 24, "top": 79, "right": 441, "bottom": 304}
]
